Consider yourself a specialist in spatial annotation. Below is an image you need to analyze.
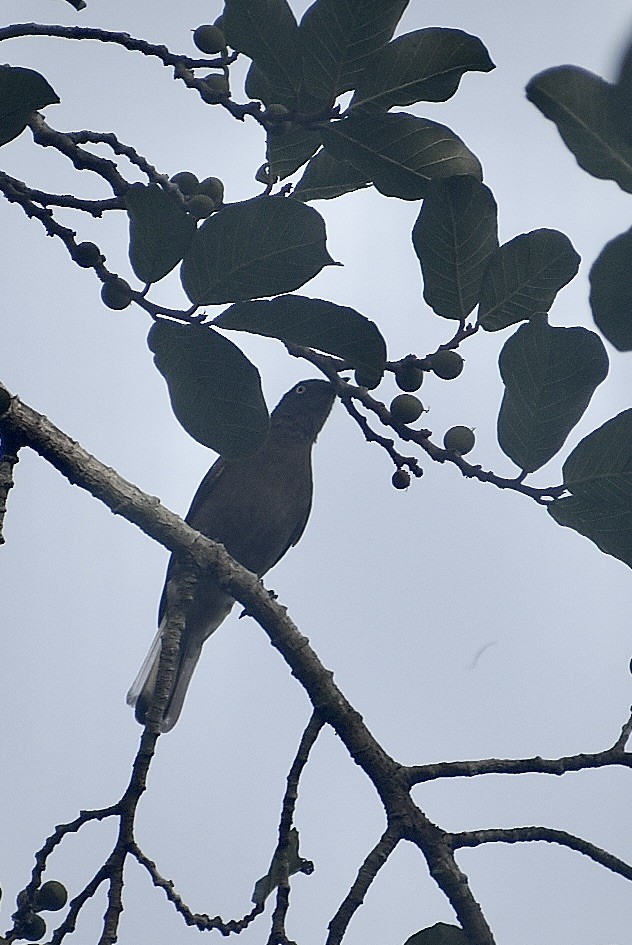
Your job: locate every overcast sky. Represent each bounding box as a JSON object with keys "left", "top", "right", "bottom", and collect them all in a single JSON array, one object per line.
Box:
[{"left": 1, "top": 1, "right": 631, "bottom": 944}]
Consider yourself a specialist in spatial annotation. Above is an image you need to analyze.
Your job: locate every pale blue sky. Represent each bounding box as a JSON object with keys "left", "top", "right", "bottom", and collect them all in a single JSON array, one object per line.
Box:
[{"left": 1, "top": 2, "right": 631, "bottom": 943}]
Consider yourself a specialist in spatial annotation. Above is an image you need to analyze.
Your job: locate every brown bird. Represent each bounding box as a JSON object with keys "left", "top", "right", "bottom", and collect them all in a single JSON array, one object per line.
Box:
[{"left": 127, "top": 378, "right": 335, "bottom": 731}]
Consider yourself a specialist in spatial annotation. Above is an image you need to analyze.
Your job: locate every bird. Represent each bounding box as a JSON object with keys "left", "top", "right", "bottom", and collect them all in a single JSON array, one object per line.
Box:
[{"left": 127, "top": 378, "right": 336, "bottom": 732}]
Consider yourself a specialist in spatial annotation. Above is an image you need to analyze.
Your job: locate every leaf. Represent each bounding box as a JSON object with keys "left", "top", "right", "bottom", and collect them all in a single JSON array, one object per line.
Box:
[
  {"left": 404, "top": 922, "right": 470, "bottom": 945},
  {"left": 0, "top": 65, "right": 59, "bottom": 147},
  {"left": 124, "top": 184, "right": 196, "bottom": 285},
  {"left": 223, "top": 0, "right": 301, "bottom": 105},
  {"left": 589, "top": 227, "right": 632, "bottom": 351},
  {"left": 267, "top": 126, "right": 322, "bottom": 179},
  {"left": 478, "top": 229, "right": 580, "bottom": 331},
  {"left": 252, "top": 828, "right": 305, "bottom": 906},
  {"left": 292, "top": 148, "right": 371, "bottom": 201},
  {"left": 548, "top": 409, "right": 632, "bottom": 568},
  {"left": 526, "top": 66, "right": 632, "bottom": 193},
  {"left": 298, "top": 0, "right": 410, "bottom": 101},
  {"left": 216, "top": 294, "right": 387, "bottom": 380},
  {"left": 148, "top": 320, "right": 269, "bottom": 458},
  {"left": 412, "top": 176, "right": 498, "bottom": 320},
  {"left": 351, "top": 28, "right": 495, "bottom": 112},
  {"left": 321, "top": 112, "right": 482, "bottom": 200},
  {"left": 181, "top": 196, "right": 339, "bottom": 305},
  {"left": 245, "top": 61, "right": 290, "bottom": 107},
  {"left": 497, "top": 315, "right": 609, "bottom": 473}
]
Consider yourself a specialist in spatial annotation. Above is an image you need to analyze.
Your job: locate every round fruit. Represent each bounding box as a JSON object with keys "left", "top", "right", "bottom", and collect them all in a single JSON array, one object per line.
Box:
[
  {"left": 18, "top": 913, "right": 46, "bottom": 942},
  {"left": 73, "top": 241, "right": 102, "bottom": 268},
  {"left": 101, "top": 277, "right": 132, "bottom": 311},
  {"left": 390, "top": 394, "right": 424, "bottom": 424},
  {"left": 185, "top": 194, "right": 216, "bottom": 219},
  {"left": 267, "top": 119, "right": 293, "bottom": 135},
  {"left": 200, "top": 74, "right": 230, "bottom": 104},
  {"left": 170, "top": 172, "right": 199, "bottom": 196},
  {"left": 34, "top": 881, "right": 68, "bottom": 913},
  {"left": 264, "top": 103, "right": 290, "bottom": 121},
  {"left": 392, "top": 468, "right": 411, "bottom": 490},
  {"left": 429, "top": 349, "right": 464, "bottom": 380},
  {"left": 395, "top": 361, "right": 424, "bottom": 392},
  {"left": 193, "top": 25, "right": 226, "bottom": 55},
  {"left": 196, "top": 176, "right": 224, "bottom": 204},
  {"left": 443, "top": 425, "right": 475, "bottom": 455},
  {"left": 354, "top": 368, "right": 381, "bottom": 390}
]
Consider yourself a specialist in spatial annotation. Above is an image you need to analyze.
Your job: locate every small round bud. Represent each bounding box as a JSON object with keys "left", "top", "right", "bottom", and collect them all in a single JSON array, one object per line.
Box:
[
  {"left": 443, "top": 425, "right": 475, "bottom": 455},
  {"left": 185, "top": 194, "right": 216, "bottom": 219},
  {"left": 170, "top": 171, "right": 199, "bottom": 197},
  {"left": 18, "top": 913, "right": 46, "bottom": 942},
  {"left": 193, "top": 25, "right": 227, "bottom": 55},
  {"left": 34, "top": 881, "right": 68, "bottom": 913},
  {"left": 200, "top": 74, "right": 230, "bottom": 104},
  {"left": 101, "top": 277, "right": 132, "bottom": 311},
  {"left": 390, "top": 394, "right": 424, "bottom": 424},
  {"left": 392, "top": 468, "right": 411, "bottom": 490},
  {"left": 429, "top": 349, "right": 464, "bottom": 380},
  {"left": 267, "top": 119, "right": 293, "bottom": 135},
  {"left": 73, "top": 241, "right": 102, "bottom": 268},
  {"left": 196, "top": 176, "right": 224, "bottom": 204},
  {"left": 395, "top": 361, "right": 424, "bottom": 392}
]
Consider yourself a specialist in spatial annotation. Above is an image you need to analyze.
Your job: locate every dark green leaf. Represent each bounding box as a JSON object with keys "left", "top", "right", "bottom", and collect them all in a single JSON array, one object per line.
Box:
[
  {"left": 148, "top": 320, "right": 269, "bottom": 457},
  {"left": 223, "top": 0, "right": 301, "bottom": 105},
  {"left": 404, "top": 922, "right": 470, "bottom": 945},
  {"left": 298, "top": 0, "right": 409, "bottom": 101},
  {"left": 217, "top": 294, "right": 387, "bottom": 380},
  {"left": 526, "top": 66, "right": 632, "bottom": 193},
  {"left": 245, "top": 62, "right": 293, "bottom": 108},
  {"left": 0, "top": 65, "right": 59, "bottom": 147},
  {"left": 497, "top": 315, "right": 609, "bottom": 473},
  {"left": 267, "top": 126, "right": 322, "bottom": 179},
  {"left": 589, "top": 227, "right": 632, "bottom": 351},
  {"left": 351, "top": 28, "right": 494, "bottom": 111},
  {"left": 321, "top": 112, "right": 482, "bottom": 200},
  {"left": 124, "top": 184, "right": 196, "bottom": 284},
  {"left": 412, "top": 176, "right": 498, "bottom": 319},
  {"left": 292, "top": 148, "right": 371, "bottom": 201},
  {"left": 478, "top": 229, "right": 580, "bottom": 331},
  {"left": 252, "top": 828, "right": 304, "bottom": 906},
  {"left": 548, "top": 409, "right": 632, "bottom": 568},
  {"left": 181, "top": 196, "right": 339, "bottom": 305},
  {"left": 63, "top": 0, "right": 87, "bottom": 9}
]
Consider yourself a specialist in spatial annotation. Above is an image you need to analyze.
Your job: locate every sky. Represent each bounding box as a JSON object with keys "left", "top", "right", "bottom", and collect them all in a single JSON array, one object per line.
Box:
[{"left": 1, "top": 1, "right": 631, "bottom": 944}]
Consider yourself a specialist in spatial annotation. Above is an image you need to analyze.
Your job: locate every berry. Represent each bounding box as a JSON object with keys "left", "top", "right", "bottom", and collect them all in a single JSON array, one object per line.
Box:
[
  {"left": 18, "top": 913, "right": 46, "bottom": 942},
  {"left": 200, "top": 74, "right": 230, "bottom": 104},
  {"left": 264, "top": 103, "right": 290, "bottom": 121},
  {"left": 429, "top": 350, "right": 464, "bottom": 380},
  {"left": 101, "top": 277, "right": 132, "bottom": 310},
  {"left": 443, "top": 426, "right": 475, "bottom": 455},
  {"left": 73, "top": 241, "right": 102, "bottom": 268},
  {"left": 395, "top": 361, "right": 424, "bottom": 392},
  {"left": 170, "top": 172, "right": 199, "bottom": 197},
  {"left": 193, "top": 25, "right": 226, "bottom": 55},
  {"left": 390, "top": 394, "right": 424, "bottom": 424},
  {"left": 185, "top": 194, "right": 216, "bottom": 219},
  {"left": 34, "top": 881, "right": 68, "bottom": 913},
  {"left": 196, "top": 176, "right": 224, "bottom": 204},
  {"left": 354, "top": 368, "right": 381, "bottom": 390},
  {"left": 255, "top": 164, "right": 274, "bottom": 184},
  {"left": 392, "top": 469, "right": 411, "bottom": 490}
]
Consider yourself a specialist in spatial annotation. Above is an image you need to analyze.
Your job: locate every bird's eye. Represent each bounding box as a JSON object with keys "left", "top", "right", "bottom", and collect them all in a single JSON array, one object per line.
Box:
[{"left": 295, "top": 384, "right": 307, "bottom": 394}]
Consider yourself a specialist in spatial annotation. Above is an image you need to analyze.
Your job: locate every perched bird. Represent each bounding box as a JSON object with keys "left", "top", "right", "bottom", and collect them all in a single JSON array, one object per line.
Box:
[{"left": 127, "top": 378, "right": 336, "bottom": 732}]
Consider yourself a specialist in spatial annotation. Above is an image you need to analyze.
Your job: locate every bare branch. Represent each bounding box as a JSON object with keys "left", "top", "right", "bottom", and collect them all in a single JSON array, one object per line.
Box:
[{"left": 452, "top": 826, "right": 632, "bottom": 882}]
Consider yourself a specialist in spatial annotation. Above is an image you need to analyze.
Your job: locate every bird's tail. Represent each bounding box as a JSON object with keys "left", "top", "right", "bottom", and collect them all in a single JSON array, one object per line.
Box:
[{"left": 126, "top": 619, "right": 204, "bottom": 733}]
